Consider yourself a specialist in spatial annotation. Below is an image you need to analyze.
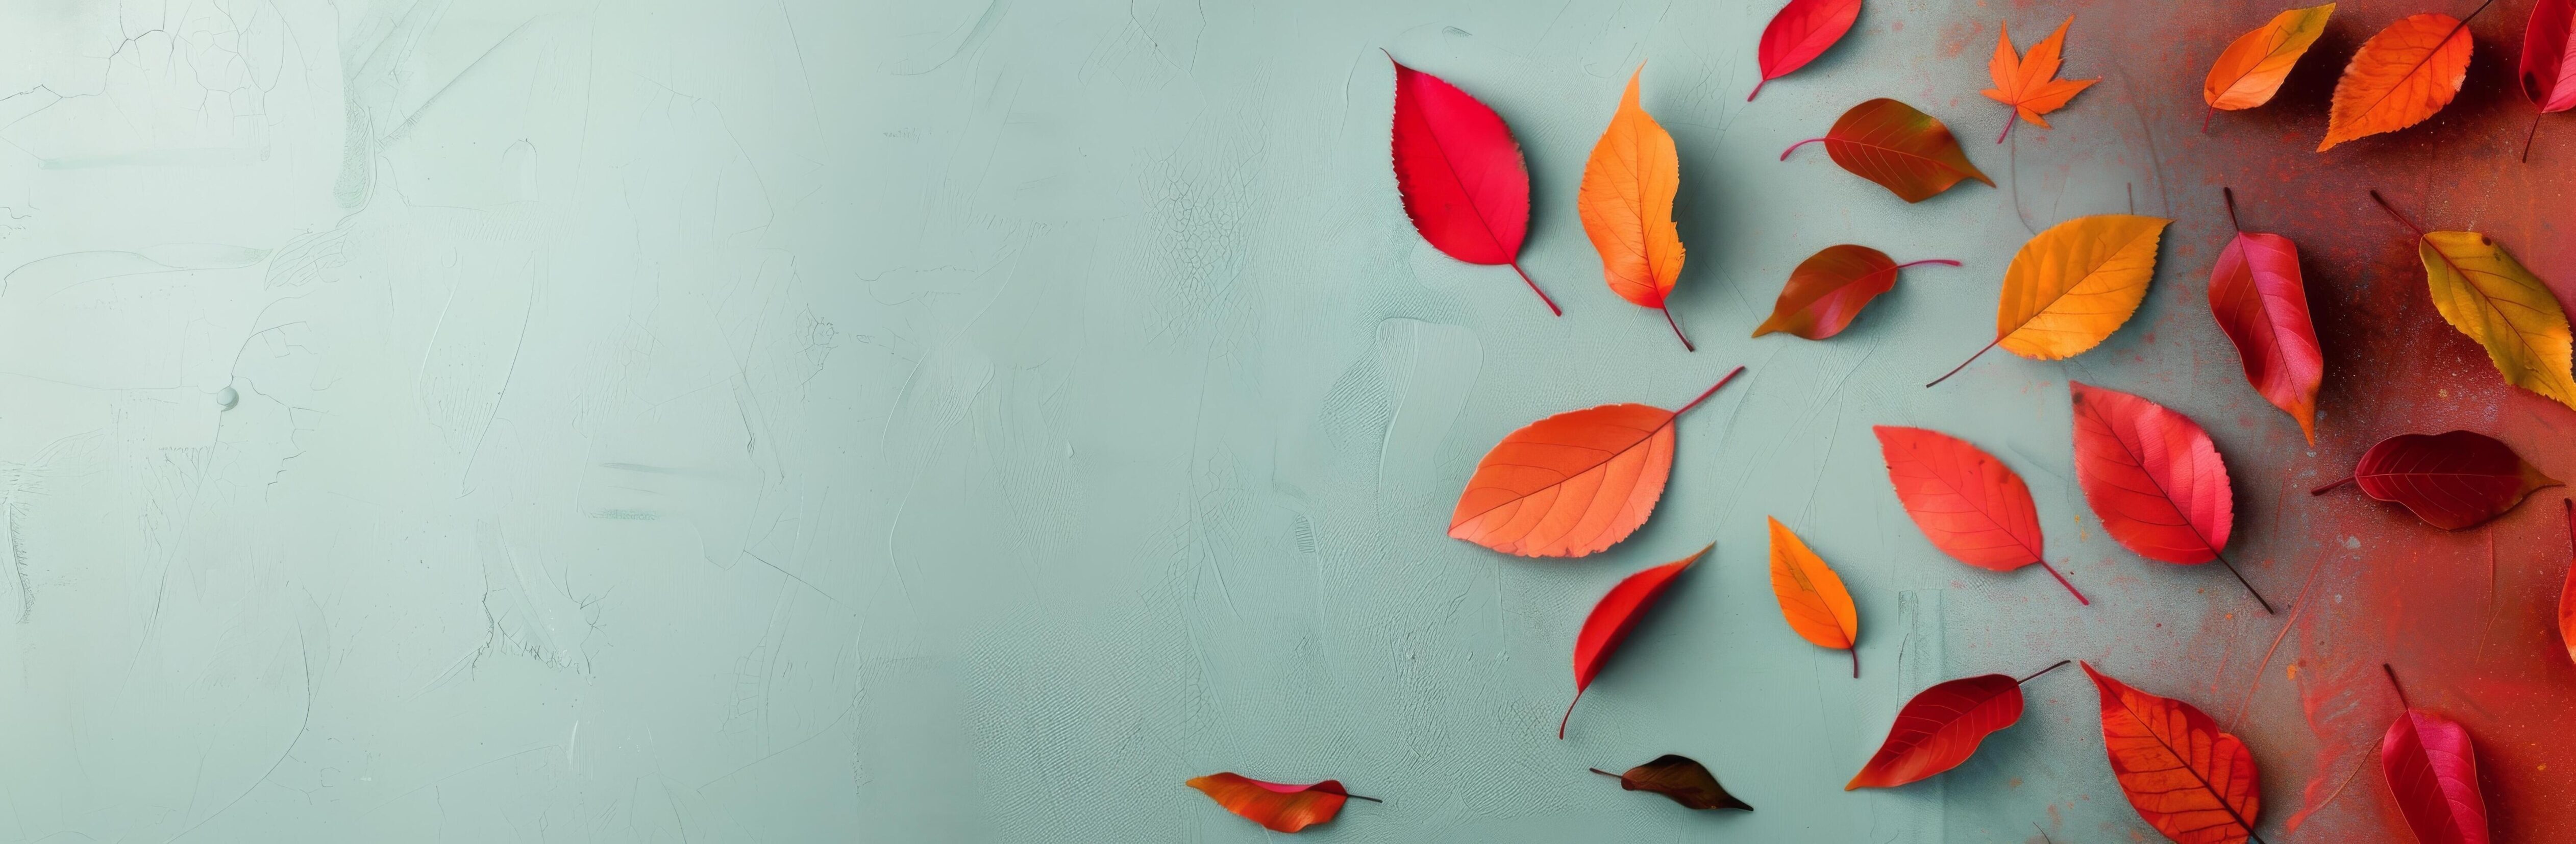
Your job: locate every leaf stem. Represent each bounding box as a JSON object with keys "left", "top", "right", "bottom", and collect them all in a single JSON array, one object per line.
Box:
[
  {"left": 2038, "top": 560, "right": 2090, "bottom": 605},
  {"left": 2221, "top": 186, "right": 2241, "bottom": 233},
  {"left": 1778, "top": 137, "right": 1827, "bottom": 160},
  {"left": 1747, "top": 79, "right": 1767, "bottom": 102},
  {"left": 1557, "top": 686, "right": 1585, "bottom": 739},
  {"left": 2524, "top": 111, "right": 2545, "bottom": 163},
  {"left": 1344, "top": 792, "right": 1384, "bottom": 803},
  {"left": 2311, "top": 476, "right": 2355, "bottom": 495},
  {"left": 1996, "top": 111, "right": 2016, "bottom": 144},
  {"left": 1674, "top": 365, "right": 1747, "bottom": 416},
  {"left": 1849, "top": 647, "right": 1860, "bottom": 679},
  {"left": 2202, "top": 104, "right": 2214, "bottom": 134},
  {"left": 1925, "top": 338, "right": 2000, "bottom": 387},
  {"left": 2017, "top": 659, "right": 2073, "bottom": 684},
  {"left": 2382, "top": 662, "right": 2411, "bottom": 709},
  {"left": 2367, "top": 190, "right": 2428, "bottom": 239},
  {"left": 1588, "top": 768, "right": 1622, "bottom": 779},
  {"left": 2212, "top": 551, "right": 2274, "bottom": 614},
  {"left": 1508, "top": 262, "right": 1563, "bottom": 316},
  {"left": 1663, "top": 307, "right": 1695, "bottom": 352},
  {"left": 1893, "top": 259, "right": 1963, "bottom": 271}
]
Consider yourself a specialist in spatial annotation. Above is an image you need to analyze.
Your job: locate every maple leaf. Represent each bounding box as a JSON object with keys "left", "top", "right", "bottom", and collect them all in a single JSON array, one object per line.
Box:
[{"left": 1983, "top": 17, "right": 2098, "bottom": 143}]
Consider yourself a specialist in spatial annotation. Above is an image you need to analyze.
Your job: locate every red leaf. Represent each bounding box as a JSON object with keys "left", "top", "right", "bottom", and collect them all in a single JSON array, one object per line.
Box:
[
  {"left": 1846, "top": 661, "right": 2065, "bottom": 790},
  {"left": 1388, "top": 57, "right": 1558, "bottom": 315},
  {"left": 2523, "top": 0, "right": 2576, "bottom": 111},
  {"left": 2209, "top": 189, "right": 2324, "bottom": 444},
  {"left": 2072, "top": 383, "right": 2270, "bottom": 612},
  {"left": 1749, "top": 0, "right": 1864, "bottom": 100},
  {"left": 1450, "top": 368, "right": 1743, "bottom": 557},
  {"left": 2381, "top": 710, "right": 2490, "bottom": 844},
  {"left": 2311, "top": 431, "right": 2561, "bottom": 530},
  {"left": 2083, "top": 663, "right": 2264, "bottom": 844},
  {"left": 1563, "top": 544, "right": 1706, "bottom": 738},
  {"left": 1779, "top": 98, "right": 1992, "bottom": 203},
  {"left": 1872, "top": 426, "right": 2085, "bottom": 604},
  {"left": 2563, "top": 499, "right": 2575, "bottom": 670},
  {"left": 1754, "top": 245, "right": 1958, "bottom": 339},
  {"left": 1186, "top": 774, "right": 1376, "bottom": 833}
]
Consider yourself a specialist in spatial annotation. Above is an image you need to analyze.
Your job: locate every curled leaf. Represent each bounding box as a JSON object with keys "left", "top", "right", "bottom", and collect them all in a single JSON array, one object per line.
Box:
[
  {"left": 2209, "top": 189, "right": 2324, "bottom": 443},
  {"left": 1780, "top": 98, "right": 1992, "bottom": 203},
  {"left": 2084, "top": 663, "right": 2264, "bottom": 844},
  {"left": 1872, "top": 426, "right": 2085, "bottom": 604},
  {"left": 1593, "top": 755, "right": 1753, "bottom": 810},
  {"left": 1580, "top": 67, "right": 1691, "bottom": 350},
  {"left": 1564, "top": 545, "right": 1707, "bottom": 738},
  {"left": 2072, "top": 383, "right": 2270, "bottom": 612},
  {"left": 2311, "top": 431, "right": 2560, "bottom": 530},
  {"left": 1767, "top": 517, "right": 1861, "bottom": 677},
  {"left": 1929, "top": 214, "right": 2169, "bottom": 385},
  {"left": 1847, "top": 662, "right": 2065, "bottom": 790},
  {"left": 1983, "top": 17, "right": 2097, "bottom": 142},
  {"left": 2381, "top": 708, "right": 2490, "bottom": 844},
  {"left": 2320, "top": 13, "right": 2475, "bottom": 151},
  {"left": 1750, "top": 0, "right": 1863, "bottom": 100},
  {"left": 1449, "top": 369, "right": 1743, "bottom": 557},
  {"left": 2373, "top": 193, "right": 2576, "bottom": 412},
  {"left": 1388, "top": 57, "right": 1557, "bottom": 314},
  {"left": 1186, "top": 774, "right": 1375, "bottom": 833},
  {"left": 2204, "top": 5, "right": 2336, "bottom": 117},
  {"left": 1754, "top": 245, "right": 1958, "bottom": 339}
]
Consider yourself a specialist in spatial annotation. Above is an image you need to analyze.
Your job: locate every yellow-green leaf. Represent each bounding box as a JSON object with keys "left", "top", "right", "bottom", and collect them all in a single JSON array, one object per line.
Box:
[{"left": 2419, "top": 231, "right": 2576, "bottom": 411}]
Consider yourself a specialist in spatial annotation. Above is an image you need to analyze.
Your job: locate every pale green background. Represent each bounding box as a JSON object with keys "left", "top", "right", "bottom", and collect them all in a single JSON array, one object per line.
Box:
[{"left": 0, "top": 0, "right": 2320, "bottom": 841}]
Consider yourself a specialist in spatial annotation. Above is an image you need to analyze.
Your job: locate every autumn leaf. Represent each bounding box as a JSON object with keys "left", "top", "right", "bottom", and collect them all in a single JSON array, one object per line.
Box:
[
  {"left": 1753, "top": 245, "right": 1959, "bottom": 339},
  {"left": 2203, "top": 4, "right": 2336, "bottom": 128},
  {"left": 1592, "top": 755, "right": 1754, "bottom": 810},
  {"left": 2071, "top": 382, "right": 2272, "bottom": 613},
  {"left": 2370, "top": 191, "right": 2576, "bottom": 411},
  {"left": 1780, "top": 98, "right": 1993, "bottom": 203},
  {"left": 1872, "top": 426, "right": 2087, "bottom": 604},
  {"left": 1767, "top": 517, "right": 1862, "bottom": 677},
  {"left": 1186, "top": 774, "right": 1379, "bottom": 833},
  {"left": 1580, "top": 67, "right": 1692, "bottom": 350},
  {"left": 2320, "top": 12, "right": 2479, "bottom": 151},
  {"left": 2083, "top": 663, "right": 2264, "bottom": 844},
  {"left": 1983, "top": 17, "right": 2098, "bottom": 143},
  {"left": 1388, "top": 56, "right": 1558, "bottom": 315},
  {"left": 1450, "top": 368, "right": 1744, "bottom": 557},
  {"left": 2378, "top": 665, "right": 2490, "bottom": 844},
  {"left": 1750, "top": 0, "right": 1863, "bottom": 100},
  {"left": 1563, "top": 545, "right": 1706, "bottom": 738},
  {"left": 2522, "top": 0, "right": 2576, "bottom": 158},
  {"left": 1847, "top": 661, "right": 2067, "bottom": 790},
  {"left": 2561, "top": 500, "right": 2574, "bottom": 669},
  {"left": 1928, "top": 215, "right": 2169, "bottom": 386},
  {"left": 2311, "top": 431, "right": 2560, "bottom": 530},
  {"left": 2209, "top": 188, "right": 2325, "bottom": 444}
]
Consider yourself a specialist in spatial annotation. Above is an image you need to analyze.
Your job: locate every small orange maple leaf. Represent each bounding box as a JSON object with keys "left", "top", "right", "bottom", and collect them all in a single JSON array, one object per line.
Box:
[{"left": 1982, "top": 17, "right": 2098, "bottom": 143}]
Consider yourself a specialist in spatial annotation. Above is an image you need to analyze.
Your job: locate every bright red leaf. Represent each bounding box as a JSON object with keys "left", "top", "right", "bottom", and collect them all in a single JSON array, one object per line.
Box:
[
  {"left": 1872, "top": 426, "right": 2085, "bottom": 604},
  {"left": 2209, "top": 188, "right": 2324, "bottom": 444},
  {"left": 1754, "top": 245, "right": 1958, "bottom": 340},
  {"left": 1388, "top": 56, "right": 1558, "bottom": 314},
  {"left": 1846, "top": 661, "right": 2066, "bottom": 790},
  {"left": 2311, "top": 431, "right": 2561, "bottom": 530},
  {"left": 1186, "top": 773, "right": 1378, "bottom": 833},
  {"left": 2379, "top": 665, "right": 2489, "bottom": 844},
  {"left": 2524, "top": 0, "right": 2576, "bottom": 158},
  {"left": 2084, "top": 662, "right": 2264, "bottom": 844},
  {"left": 1563, "top": 544, "right": 1706, "bottom": 738},
  {"left": 1450, "top": 368, "right": 1744, "bottom": 557},
  {"left": 1750, "top": 0, "right": 1864, "bottom": 100},
  {"left": 2070, "top": 383, "right": 2269, "bottom": 611}
]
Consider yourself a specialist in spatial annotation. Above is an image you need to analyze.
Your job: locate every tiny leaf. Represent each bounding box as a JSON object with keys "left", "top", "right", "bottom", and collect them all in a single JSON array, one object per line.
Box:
[{"left": 1593, "top": 755, "right": 1753, "bottom": 811}]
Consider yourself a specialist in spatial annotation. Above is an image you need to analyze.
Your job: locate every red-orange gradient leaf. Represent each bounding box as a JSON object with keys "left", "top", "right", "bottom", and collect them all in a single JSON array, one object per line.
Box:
[
  {"left": 1780, "top": 98, "right": 1992, "bottom": 203},
  {"left": 1873, "top": 425, "right": 2085, "bottom": 604},
  {"left": 1846, "top": 661, "right": 2065, "bottom": 790},
  {"left": 1563, "top": 544, "right": 1707, "bottom": 738},
  {"left": 1755, "top": 245, "right": 1958, "bottom": 340},
  {"left": 1186, "top": 774, "right": 1377, "bottom": 833},
  {"left": 2319, "top": 12, "right": 2478, "bottom": 151},
  {"left": 1449, "top": 368, "right": 1743, "bottom": 557},
  {"left": 2083, "top": 663, "right": 2263, "bottom": 844}
]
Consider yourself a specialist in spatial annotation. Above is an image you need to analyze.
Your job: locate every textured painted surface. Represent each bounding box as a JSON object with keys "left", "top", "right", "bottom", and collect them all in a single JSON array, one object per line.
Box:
[{"left": 0, "top": 1, "right": 2569, "bottom": 841}]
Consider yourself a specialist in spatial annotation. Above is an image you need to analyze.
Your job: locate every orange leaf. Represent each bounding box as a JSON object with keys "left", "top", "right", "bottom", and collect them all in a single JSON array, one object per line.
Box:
[
  {"left": 2083, "top": 663, "right": 2264, "bottom": 844},
  {"left": 1983, "top": 17, "right": 2098, "bottom": 143},
  {"left": 2320, "top": 13, "right": 2475, "bottom": 151},
  {"left": 1186, "top": 774, "right": 1376, "bottom": 833},
  {"left": 1928, "top": 214, "right": 2170, "bottom": 386},
  {"left": 1766, "top": 516, "right": 1861, "bottom": 677},
  {"left": 1579, "top": 66, "right": 1692, "bottom": 350},
  {"left": 1449, "top": 368, "right": 1743, "bottom": 557},
  {"left": 2205, "top": 5, "right": 2336, "bottom": 115}
]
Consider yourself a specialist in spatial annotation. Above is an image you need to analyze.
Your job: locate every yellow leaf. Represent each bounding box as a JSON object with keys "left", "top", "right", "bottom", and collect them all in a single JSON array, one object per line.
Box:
[
  {"left": 1767, "top": 516, "right": 1861, "bottom": 676},
  {"left": 2204, "top": 4, "right": 2335, "bottom": 112},
  {"left": 1996, "top": 215, "right": 2171, "bottom": 361},
  {"left": 1579, "top": 66, "right": 1690, "bottom": 349},
  {"left": 2418, "top": 231, "right": 2576, "bottom": 411}
]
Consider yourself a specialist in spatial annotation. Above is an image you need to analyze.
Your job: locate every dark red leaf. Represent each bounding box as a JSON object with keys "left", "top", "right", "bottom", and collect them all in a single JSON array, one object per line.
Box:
[
  {"left": 2312, "top": 431, "right": 2561, "bottom": 530},
  {"left": 1750, "top": 0, "right": 1864, "bottom": 100},
  {"left": 1754, "top": 245, "right": 1957, "bottom": 339},
  {"left": 1388, "top": 56, "right": 1557, "bottom": 314},
  {"left": 2523, "top": 0, "right": 2576, "bottom": 111},
  {"left": 1592, "top": 755, "right": 1754, "bottom": 810},
  {"left": 1846, "top": 661, "right": 2065, "bottom": 789},
  {"left": 2381, "top": 709, "right": 2490, "bottom": 844},
  {"left": 2209, "top": 189, "right": 2324, "bottom": 443},
  {"left": 1780, "top": 98, "right": 1991, "bottom": 203},
  {"left": 1563, "top": 545, "right": 1706, "bottom": 738}
]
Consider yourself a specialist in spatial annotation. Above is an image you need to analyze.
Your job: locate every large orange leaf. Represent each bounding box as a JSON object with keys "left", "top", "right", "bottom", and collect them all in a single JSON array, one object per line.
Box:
[
  {"left": 1929, "top": 215, "right": 2169, "bottom": 386},
  {"left": 1579, "top": 67, "right": 1691, "bottom": 350},
  {"left": 1449, "top": 368, "right": 1743, "bottom": 557},
  {"left": 1983, "top": 17, "right": 2098, "bottom": 143},
  {"left": 2204, "top": 4, "right": 2337, "bottom": 126},
  {"left": 2372, "top": 191, "right": 2576, "bottom": 411},
  {"left": 2083, "top": 663, "right": 2264, "bottom": 844},
  {"left": 1767, "top": 516, "right": 1861, "bottom": 677},
  {"left": 1779, "top": 98, "right": 1993, "bottom": 203},
  {"left": 1186, "top": 773, "right": 1377, "bottom": 833},
  {"left": 2319, "top": 13, "right": 2475, "bottom": 151}
]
